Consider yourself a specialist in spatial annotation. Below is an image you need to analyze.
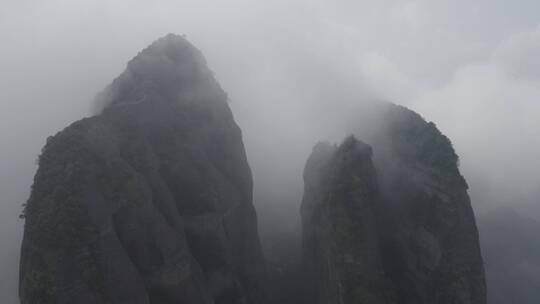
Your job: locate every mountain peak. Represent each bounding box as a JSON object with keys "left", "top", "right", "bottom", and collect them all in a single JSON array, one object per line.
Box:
[
  {"left": 336, "top": 135, "right": 372, "bottom": 158},
  {"left": 93, "top": 33, "right": 222, "bottom": 113},
  {"left": 20, "top": 35, "right": 265, "bottom": 304},
  {"left": 133, "top": 33, "right": 201, "bottom": 65}
]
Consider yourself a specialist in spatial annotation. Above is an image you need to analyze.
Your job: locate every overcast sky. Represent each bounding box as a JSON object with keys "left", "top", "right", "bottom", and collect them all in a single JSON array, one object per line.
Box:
[{"left": 1, "top": 0, "right": 540, "bottom": 301}]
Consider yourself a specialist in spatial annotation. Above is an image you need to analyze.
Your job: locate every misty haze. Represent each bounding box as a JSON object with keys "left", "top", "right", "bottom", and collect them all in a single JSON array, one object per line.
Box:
[{"left": 1, "top": 1, "right": 539, "bottom": 304}]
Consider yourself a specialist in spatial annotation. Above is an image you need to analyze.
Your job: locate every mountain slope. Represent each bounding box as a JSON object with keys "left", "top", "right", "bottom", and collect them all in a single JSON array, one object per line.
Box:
[
  {"left": 301, "top": 104, "right": 486, "bottom": 304},
  {"left": 301, "top": 137, "right": 397, "bottom": 304},
  {"left": 371, "top": 104, "right": 486, "bottom": 304},
  {"left": 19, "top": 34, "right": 266, "bottom": 304}
]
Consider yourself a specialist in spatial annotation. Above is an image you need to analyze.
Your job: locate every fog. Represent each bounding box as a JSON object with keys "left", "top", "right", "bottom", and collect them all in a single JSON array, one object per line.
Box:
[{"left": 2, "top": 0, "right": 540, "bottom": 301}]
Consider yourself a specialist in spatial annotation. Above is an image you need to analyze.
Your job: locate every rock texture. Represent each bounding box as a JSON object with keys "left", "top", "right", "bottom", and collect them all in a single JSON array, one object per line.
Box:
[
  {"left": 301, "top": 137, "right": 396, "bottom": 304},
  {"left": 301, "top": 104, "right": 486, "bottom": 304},
  {"left": 19, "top": 34, "right": 265, "bottom": 304}
]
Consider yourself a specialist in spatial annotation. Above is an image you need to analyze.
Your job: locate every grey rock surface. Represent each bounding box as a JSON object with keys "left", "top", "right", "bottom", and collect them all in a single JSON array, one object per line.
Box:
[
  {"left": 301, "top": 104, "right": 486, "bottom": 304},
  {"left": 301, "top": 137, "right": 397, "bottom": 304},
  {"left": 19, "top": 34, "right": 266, "bottom": 304}
]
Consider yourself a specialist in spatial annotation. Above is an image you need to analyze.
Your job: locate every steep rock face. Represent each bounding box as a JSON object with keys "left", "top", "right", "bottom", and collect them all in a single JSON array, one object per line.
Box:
[
  {"left": 370, "top": 105, "right": 485, "bottom": 304},
  {"left": 301, "top": 104, "right": 486, "bottom": 304},
  {"left": 301, "top": 137, "right": 396, "bottom": 304},
  {"left": 19, "top": 34, "right": 265, "bottom": 304}
]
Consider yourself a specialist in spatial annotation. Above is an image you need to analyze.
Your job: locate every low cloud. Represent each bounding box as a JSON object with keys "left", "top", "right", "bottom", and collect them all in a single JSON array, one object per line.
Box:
[
  {"left": 1, "top": 1, "right": 540, "bottom": 301},
  {"left": 412, "top": 25, "right": 540, "bottom": 207}
]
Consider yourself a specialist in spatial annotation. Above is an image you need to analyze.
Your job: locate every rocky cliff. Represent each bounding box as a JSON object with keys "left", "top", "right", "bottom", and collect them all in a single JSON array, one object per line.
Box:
[
  {"left": 301, "top": 104, "right": 486, "bottom": 304},
  {"left": 301, "top": 137, "right": 396, "bottom": 304},
  {"left": 18, "top": 33, "right": 486, "bottom": 304},
  {"left": 19, "top": 34, "right": 266, "bottom": 304}
]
